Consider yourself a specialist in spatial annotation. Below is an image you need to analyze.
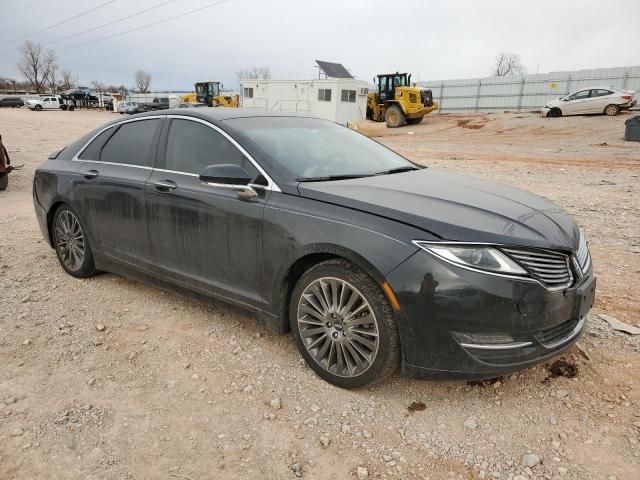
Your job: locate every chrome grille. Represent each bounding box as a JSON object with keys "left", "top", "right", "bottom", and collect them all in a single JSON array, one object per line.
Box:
[
  {"left": 575, "top": 232, "right": 591, "bottom": 274},
  {"left": 502, "top": 248, "right": 572, "bottom": 289}
]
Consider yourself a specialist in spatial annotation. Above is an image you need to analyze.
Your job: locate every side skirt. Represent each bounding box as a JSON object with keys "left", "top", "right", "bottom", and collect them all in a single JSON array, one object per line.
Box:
[{"left": 92, "top": 251, "right": 284, "bottom": 335}]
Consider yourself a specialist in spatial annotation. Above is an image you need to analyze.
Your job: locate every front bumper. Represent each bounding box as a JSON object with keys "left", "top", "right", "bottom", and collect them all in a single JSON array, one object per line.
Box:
[
  {"left": 406, "top": 102, "right": 439, "bottom": 119},
  {"left": 386, "top": 249, "right": 595, "bottom": 380},
  {"left": 541, "top": 107, "right": 551, "bottom": 117}
]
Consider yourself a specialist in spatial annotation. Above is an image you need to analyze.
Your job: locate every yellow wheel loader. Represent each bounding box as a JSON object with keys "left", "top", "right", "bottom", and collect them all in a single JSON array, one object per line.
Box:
[
  {"left": 366, "top": 73, "right": 438, "bottom": 127},
  {"left": 180, "top": 81, "right": 239, "bottom": 108}
]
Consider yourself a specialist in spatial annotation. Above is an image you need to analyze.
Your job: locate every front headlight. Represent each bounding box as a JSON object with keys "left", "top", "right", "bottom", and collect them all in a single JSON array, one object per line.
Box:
[{"left": 414, "top": 242, "right": 528, "bottom": 276}]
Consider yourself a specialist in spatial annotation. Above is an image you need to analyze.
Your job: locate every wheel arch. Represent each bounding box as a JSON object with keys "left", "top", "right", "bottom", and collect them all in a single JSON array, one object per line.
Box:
[
  {"left": 548, "top": 107, "right": 562, "bottom": 117},
  {"left": 275, "top": 244, "right": 390, "bottom": 334},
  {"left": 46, "top": 200, "right": 68, "bottom": 248}
]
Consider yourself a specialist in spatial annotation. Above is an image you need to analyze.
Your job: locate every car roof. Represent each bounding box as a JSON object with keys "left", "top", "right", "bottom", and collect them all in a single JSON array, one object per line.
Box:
[
  {"left": 573, "top": 86, "right": 618, "bottom": 91},
  {"left": 132, "top": 107, "right": 313, "bottom": 122}
]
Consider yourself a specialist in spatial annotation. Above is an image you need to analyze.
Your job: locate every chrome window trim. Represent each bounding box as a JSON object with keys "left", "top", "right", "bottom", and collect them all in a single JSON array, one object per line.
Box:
[
  {"left": 70, "top": 114, "right": 281, "bottom": 193},
  {"left": 71, "top": 115, "right": 165, "bottom": 162},
  {"left": 165, "top": 114, "right": 281, "bottom": 192},
  {"left": 153, "top": 168, "right": 199, "bottom": 177},
  {"left": 76, "top": 159, "right": 153, "bottom": 171}
]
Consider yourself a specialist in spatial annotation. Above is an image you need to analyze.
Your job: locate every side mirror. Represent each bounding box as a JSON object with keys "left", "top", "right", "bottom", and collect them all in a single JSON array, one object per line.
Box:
[
  {"left": 199, "top": 164, "right": 252, "bottom": 185},
  {"left": 199, "top": 164, "right": 257, "bottom": 200}
]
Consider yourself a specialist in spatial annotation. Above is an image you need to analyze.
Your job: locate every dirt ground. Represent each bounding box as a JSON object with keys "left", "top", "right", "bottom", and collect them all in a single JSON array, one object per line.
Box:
[{"left": 0, "top": 108, "right": 639, "bottom": 480}]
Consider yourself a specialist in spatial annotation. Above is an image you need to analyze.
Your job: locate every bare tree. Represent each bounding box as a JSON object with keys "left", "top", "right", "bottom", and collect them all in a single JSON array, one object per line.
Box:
[
  {"left": 134, "top": 70, "right": 152, "bottom": 93},
  {"left": 17, "top": 40, "right": 57, "bottom": 93},
  {"left": 91, "top": 80, "right": 105, "bottom": 93},
  {"left": 492, "top": 52, "right": 526, "bottom": 77},
  {"left": 60, "top": 70, "right": 74, "bottom": 90},
  {"left": 47, "top": 65, "right": 59, "bottom": 94},
  {"left": 236, "top": 66, "right": 271, "bottom": 81}
]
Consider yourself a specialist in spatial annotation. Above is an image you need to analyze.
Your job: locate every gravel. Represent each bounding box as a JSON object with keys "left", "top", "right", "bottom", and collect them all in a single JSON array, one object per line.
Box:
[{"left": 1, "top": 109, "right": 638, "bottom": 479}]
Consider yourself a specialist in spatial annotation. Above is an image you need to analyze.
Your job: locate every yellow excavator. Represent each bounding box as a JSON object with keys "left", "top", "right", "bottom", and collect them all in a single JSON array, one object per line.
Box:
[
  {"left": 367, "top": 72, "right": 438, "bottom": 127},
  {"left": 180, "top": 81, "right": 239, "bottom": 108}
]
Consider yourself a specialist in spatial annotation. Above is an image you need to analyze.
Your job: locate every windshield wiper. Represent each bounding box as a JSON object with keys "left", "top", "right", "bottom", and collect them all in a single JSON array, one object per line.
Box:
[
  {"left": 374, "top": 166, "right": 421, "bottom": 176},
  {"left": 296, "top": 174, "right": 372, "bottom": 182}
]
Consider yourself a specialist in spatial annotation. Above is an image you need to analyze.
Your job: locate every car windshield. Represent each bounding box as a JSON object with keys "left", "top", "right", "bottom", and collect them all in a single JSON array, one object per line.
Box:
[{"left": 225, "top": 117, "right": 417, "bottom": 180}]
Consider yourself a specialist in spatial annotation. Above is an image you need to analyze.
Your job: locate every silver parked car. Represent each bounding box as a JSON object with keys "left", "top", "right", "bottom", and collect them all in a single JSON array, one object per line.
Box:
[{"left": 542, "top": 87, "right": 636, "bottom": 117}]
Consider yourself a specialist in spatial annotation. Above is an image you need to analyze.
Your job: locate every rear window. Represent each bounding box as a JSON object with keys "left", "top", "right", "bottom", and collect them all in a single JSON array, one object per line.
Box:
[
  {"left": 78, "top": 127, "right": 116, "bottom": 160},
  {"left": 100, "top": 119, "right": 160, "bottom": 167}
]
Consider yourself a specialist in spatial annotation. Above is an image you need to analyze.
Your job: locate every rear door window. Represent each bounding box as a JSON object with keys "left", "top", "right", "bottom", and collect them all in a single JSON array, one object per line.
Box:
[
  {"left": 100, "top": 119, "right": 160, "bottom": 167},
  {"left": 163, "top": 118, "right": 259, "bottom": 178},
  {"left": 78, "top": 127, "right": 117, "bottom": 160},
  {"left": 590, "top": 89, "right": 612, "bottom": 97}
]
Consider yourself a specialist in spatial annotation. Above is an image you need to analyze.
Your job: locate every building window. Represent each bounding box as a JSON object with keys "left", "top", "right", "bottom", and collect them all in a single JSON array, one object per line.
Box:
[
  {"left": 243, "top": 87, "right": 253, "bottom": 98},
  {"left": 341, "top": 89, "right": 356, "bottom": 103},
  {"left": 318, "top": 88, "right": 332, "bottom": 102}
]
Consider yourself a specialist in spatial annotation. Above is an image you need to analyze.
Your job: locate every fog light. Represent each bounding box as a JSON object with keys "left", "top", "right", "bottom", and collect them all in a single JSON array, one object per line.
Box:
[{"left": 452, "top": 332, "right": 532, "bottom": 350}]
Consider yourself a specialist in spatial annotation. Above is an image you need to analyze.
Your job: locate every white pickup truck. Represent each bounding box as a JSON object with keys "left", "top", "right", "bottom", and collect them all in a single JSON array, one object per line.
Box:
[{"left": 27, "top": 96, "right": 74, "bottom": 111}]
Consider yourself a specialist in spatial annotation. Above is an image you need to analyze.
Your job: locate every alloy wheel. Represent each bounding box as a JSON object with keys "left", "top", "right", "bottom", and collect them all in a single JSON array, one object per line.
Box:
[
  {"left": 296, "top": 277, "right": 379, "bottom": 378},
  {"left": 54, "top": 210, "right": 85, "bottom": 271},
  {"left": 604, "top": 104, "right": 618, "bottom": 116}
]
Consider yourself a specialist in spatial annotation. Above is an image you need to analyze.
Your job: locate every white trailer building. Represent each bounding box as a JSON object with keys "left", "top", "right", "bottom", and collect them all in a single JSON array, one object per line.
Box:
[{"left": 239, "top": 78, "right": 369, "bottom": 124}]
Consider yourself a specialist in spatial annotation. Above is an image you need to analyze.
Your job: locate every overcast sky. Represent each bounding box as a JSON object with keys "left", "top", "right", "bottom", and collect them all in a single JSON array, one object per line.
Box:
[{"left": 1, "top": 0, "right": 639, "bottom": 91}]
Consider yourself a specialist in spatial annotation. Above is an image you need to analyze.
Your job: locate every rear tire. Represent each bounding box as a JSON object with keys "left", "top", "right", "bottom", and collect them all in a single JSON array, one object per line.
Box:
[
  {"left": 289, "top": 259, "right": 400, "bottom": 389},
  {"left": 547, "top": 108, "right": 562, "bottom": 118},
  {"left": 385, "top": 104, "right": 405, "bottom": 128},
  {"left": 0, "top": 174, "right": 7, "bottom": 191},
  {"left": 604, "top": 104, "right": 619, "bottom": 116},
  {"left": 406, "top": 117, "right": 423, "bottom": 125},
  {"left": 51, "top": 204, "right": 97, "bottom": 278}
]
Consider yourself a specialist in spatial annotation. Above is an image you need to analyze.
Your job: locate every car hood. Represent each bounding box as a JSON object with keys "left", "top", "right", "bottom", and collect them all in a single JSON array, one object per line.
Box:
[
  {"left": 545, "top": 99, "right": 563, "bottom": 108},
  {"left": 297, "top": 169, "right": 579, "bottom": 251}
]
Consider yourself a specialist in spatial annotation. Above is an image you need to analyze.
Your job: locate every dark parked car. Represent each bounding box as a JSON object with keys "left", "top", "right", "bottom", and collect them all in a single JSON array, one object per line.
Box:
[
  {"left": 60, "top": 88, "right": 97, "bottom": 101},
  {"left": 32, "top": 110, "right": 596, "bottom": 388},
  {"left": 139, "top": 97, "right": 171, "bottom": 111},
  {"left": 0, "top": 96, "right": 25, "bottom": 108}
]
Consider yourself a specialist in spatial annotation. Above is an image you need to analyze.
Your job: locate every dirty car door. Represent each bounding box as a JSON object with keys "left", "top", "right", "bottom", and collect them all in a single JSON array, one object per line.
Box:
[
  {"left": 145, "top": 117, "right": 268, "bottom": 309},
  {"left": 563, "top": 89, "right": 591, "bottom": 115},
  {"left": 73, "top": 117, "right": 162, "bottom": 268}
]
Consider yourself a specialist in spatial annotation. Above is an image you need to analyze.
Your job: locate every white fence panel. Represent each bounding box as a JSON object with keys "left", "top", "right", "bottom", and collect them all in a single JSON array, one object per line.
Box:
[{"left": 420, "top": 66, "right": 640, "bottom": 113}]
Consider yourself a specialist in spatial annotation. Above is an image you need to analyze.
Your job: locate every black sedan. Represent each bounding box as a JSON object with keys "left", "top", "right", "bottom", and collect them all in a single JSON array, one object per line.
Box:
[
  {"left": 0, "top": 96, "right": 25, "bottom": 108},
  {"left": 33, "top": 109, "right": 595, "bottom": 388}
]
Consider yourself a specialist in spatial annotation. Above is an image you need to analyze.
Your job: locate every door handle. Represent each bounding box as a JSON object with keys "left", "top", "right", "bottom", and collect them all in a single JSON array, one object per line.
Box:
[
  {"left": 153, "top": 180, "right": 177, "bottom": 192},
  {"left": 83, "top": 169, "right": 99, "bottom": 179}
]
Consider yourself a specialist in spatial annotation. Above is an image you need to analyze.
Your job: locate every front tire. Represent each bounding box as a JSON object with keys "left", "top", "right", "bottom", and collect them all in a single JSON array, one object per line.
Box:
[
  {"left": 52, "top": 205, "right": 97, "bottom": 278},
  {"left": 0, "top": 174, "right": 7, "bottom": 191},
  {"left": 547, "top": 108, "right": 562, "bottom": 118},
  {"left": 385, "top": 104, "right": 405, "bottom": 128},
  {"left": 604, "top": 104, "right": 619, "bottom": 116},
  {"left": 35, "top": 104, "right": 42, "bottom": 111},
  {"left": 289, "top": 259, "right": 400, "bottom": 388}
]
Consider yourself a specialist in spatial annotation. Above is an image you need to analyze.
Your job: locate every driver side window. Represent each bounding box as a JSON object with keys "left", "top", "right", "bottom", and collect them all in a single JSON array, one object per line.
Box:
[
  {"left": 163, "top": 119, "right": 259, "bottom": 179},
  {"left": 569, "top": 90, "right": 590, "bottom": 101}
]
